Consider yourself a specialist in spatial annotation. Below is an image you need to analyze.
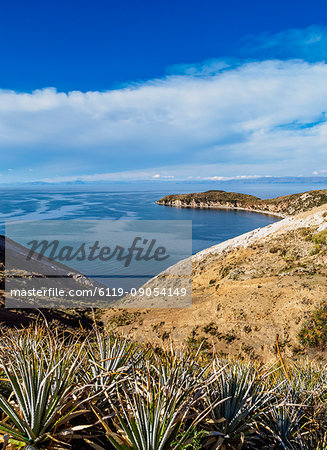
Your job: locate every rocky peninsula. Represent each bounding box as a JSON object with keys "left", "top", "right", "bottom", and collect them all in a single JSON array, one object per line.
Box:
[{"left": 156, "top": 189, "right": 327, "bottom": 217}]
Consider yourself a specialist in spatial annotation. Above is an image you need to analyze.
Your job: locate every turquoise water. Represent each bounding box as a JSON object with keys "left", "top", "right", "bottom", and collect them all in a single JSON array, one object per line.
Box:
[{"left": 0, "top": 182, "right": 325, "bottom": 254}]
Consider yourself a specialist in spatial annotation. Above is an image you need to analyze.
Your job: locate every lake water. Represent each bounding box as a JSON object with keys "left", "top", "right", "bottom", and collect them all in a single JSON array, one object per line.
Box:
[{"left": 0, "top": 181, "right": 325, "bottom": 254}]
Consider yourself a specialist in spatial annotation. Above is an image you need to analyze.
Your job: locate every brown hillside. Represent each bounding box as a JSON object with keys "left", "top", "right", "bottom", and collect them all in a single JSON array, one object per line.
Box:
[{"left": 103, "top": 205, "right": 327, "bottom": 361}]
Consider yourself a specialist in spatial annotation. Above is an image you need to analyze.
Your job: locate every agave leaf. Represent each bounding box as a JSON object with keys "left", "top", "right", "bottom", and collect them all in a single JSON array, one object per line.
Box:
[
  {"left": 53, "top": 409, "right": 90, "bottom": 428},
  {"left": 82, "top": 437, "right": 107, "bottom": 450},
  {"left": 0, "top": 423, "right": 28, "bottom": 443},
  {"left": 0, "top": 394, "right": 34, "bottom": 440},
  {"left": 69, "top": 424, "right": 94, "bottom": 431}
]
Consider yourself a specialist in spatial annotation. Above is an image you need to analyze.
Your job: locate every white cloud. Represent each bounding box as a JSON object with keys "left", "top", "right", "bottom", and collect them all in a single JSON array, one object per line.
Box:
[
  {"left": 152, "top": 174, "right": 174, "bottom": 179},
  {"left": 1, "top": 58, "right": 327, "bottom": 180}
]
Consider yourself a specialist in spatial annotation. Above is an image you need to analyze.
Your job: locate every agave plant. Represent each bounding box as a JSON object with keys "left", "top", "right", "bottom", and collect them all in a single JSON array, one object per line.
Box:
[
  {"left": 150, "top": 346, "right": 210, "bottom": 399},
  {"left": 260, "top": 401, "right": 309, "bottom": 449},
  {"left": 95, "top": 353, "right": 218, "bottom": 450},
  {"left": 0, "top": 323, "right": 326, "bottom": 449},
  {"left": 0, "top": 326, "right": 90, "bottom": 448},
  {"left": 84, "top": 327, "right": 141, "bottom": 406},
  {"left": 201, "top": 359, "right": 276, "bottom": 449},
  {"left": 261, "top": 362, "right": 327, "bottom": 449},
  {"left": 288, "top": 361, "right": 327, "bottom": 405}
]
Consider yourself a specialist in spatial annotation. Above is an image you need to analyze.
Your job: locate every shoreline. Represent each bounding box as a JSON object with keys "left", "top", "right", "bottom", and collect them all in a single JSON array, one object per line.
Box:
[{"left": 156, "top": 201, "right": 286, "bottom": 219}]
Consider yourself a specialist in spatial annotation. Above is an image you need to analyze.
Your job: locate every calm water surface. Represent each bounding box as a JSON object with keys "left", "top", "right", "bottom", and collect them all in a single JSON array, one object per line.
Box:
[{"left": 0, "top": 181, "right": 325, "bottom": 254}]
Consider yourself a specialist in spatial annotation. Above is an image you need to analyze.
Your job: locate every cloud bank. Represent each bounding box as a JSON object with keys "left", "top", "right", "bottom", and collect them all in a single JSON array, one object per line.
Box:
[{"left": 1, "top": 52, "right": 327, "bottom": 181}]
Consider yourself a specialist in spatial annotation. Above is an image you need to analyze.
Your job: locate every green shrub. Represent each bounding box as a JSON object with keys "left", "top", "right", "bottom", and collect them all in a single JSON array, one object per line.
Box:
[
  {"left": 108, "top": 311, "right": 141, "bottom": 326},
  {"left": 298, "top": 301, "right": 327, "bottom": 347},
  {"left": 309, "top": 230, "right": 327, "bottom": 255}
]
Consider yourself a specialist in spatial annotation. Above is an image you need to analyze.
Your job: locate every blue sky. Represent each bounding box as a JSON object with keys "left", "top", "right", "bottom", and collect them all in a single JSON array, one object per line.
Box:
[{"left": 1, "top": 0, "right": 327, "bottom": 182}]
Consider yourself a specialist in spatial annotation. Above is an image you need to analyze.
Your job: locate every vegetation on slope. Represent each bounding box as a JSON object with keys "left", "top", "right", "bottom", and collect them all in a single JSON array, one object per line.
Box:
[
  {"left": 299, "top": 301, "right": 327, "bottom": 348},
  {"left": 158, "top": 190, "right": 260, "bottom": 204},
  {"left": 0, "top": 323, "right": 326, "bottom": 449}
]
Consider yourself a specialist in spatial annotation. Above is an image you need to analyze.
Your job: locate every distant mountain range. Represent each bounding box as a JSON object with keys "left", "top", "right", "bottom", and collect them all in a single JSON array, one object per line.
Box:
[{"left": 2, "top": 176, "right": 327, "bottom": 186}]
